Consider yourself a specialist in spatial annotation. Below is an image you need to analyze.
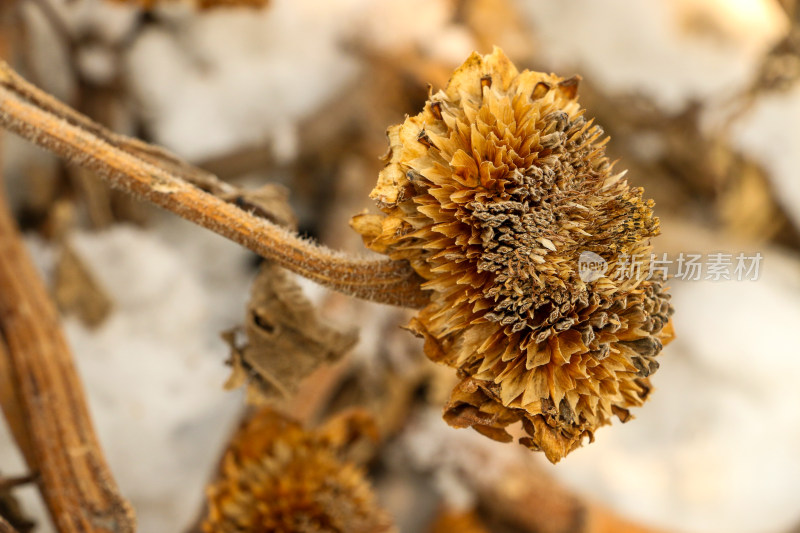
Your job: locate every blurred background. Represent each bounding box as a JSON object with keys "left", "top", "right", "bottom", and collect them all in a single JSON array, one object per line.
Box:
[{"left": 1, "top": 0, "right": 799, "bottom": 532}]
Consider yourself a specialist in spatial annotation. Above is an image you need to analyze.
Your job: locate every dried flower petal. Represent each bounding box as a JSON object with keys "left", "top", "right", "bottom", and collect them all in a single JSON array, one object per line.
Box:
[
  {"left": 203, "top": 408, "right": 394, "bottom": 533},
  {"left": 352, "top": 48, "right": 675, "bottom": 463}
]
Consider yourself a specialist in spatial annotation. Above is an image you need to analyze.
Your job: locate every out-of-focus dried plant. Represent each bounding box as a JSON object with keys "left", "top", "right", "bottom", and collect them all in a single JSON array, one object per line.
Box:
[
  {"left": 427, "top": 508, "right": 490, "bottom": 533},
  {"left": 54, "top": 242, "right": 113, "bottom": 328},
  {"left": 571, "top": 69, "right": 800, "bottom": 250},
  {"left": 748, "top": 0, "right": 800, "bottom": 94},
  {"left": 0, "top": 514, "right": 22, "bottom": 533},
  {"left": 105, "top": 0, "right": 270, "bottom": 10},
  {"left": 202, "top": 407, "right": 394, "bottom": 533},
  {"left": 0, "top": 173, "right": 135, "bottom": 532},
  {"left": 353, "top": 48, "right": 674, "bottom": 462},
  {"left": 457, "top": 0, "right": 536, "bottom": 63},
  {"left": 0, "top": 474, "right": 36, "bottom": 533}
]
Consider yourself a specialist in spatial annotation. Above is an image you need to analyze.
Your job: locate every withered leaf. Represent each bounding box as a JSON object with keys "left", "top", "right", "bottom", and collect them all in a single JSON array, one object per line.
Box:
[
  {"left": 54, "top": 243, "right": 113, "bottom": 329},
  {"left": 223, "top": 262, "right": 358, "bottom": 401}
]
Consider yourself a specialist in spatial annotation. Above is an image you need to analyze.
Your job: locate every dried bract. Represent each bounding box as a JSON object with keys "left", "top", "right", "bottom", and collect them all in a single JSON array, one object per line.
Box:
[
  {"left": 352, "top": 48, "right": 674, "bottom": 463},
  {"left": 203, "top": 408, "right": 394, "bottom": 533}
]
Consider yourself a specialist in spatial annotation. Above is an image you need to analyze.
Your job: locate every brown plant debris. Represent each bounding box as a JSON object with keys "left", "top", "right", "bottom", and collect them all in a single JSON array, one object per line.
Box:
[
  {"left": 202, "top": 407, "right": 394, "bottom": 533},
  {"left": 105, "top": 0, "right": 269, "bottom": 9},
  {"left": 194, "top": 0, "right": 268, "bottom": 8},
  {"left": 0, "top": 515, "right": 21, "bottom": 533},
  {"left": 0, "top": 181, "right": 135, "bottom": 530},
  {"left": 223, "top": 262, "right": 358, "bottom": 401},
  {"left": 352, "top": 48, "right": 675, "bottom": 463},
  {"left": 427, "top": 507, "right": 489, "bottom": 533},
  {"left": 55, "top": 243, "right": 113, "bottom": 328},
  {"left": 0, "top": 474, "right": 36, "bottom": 533},
  {"left": 0, "top": 342, "right": 32, "bottom": 468},
  {"left": 458, "top": 0, "right": 535, "bottom": 63},
  {"left": 46, "top": 198, "right": 113, "bottom": 328}
]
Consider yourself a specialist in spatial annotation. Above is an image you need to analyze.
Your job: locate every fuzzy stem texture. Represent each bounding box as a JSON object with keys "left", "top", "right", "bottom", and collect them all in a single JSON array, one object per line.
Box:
[{"left": 0, "top": 61, "right": 428, "bottom": 308}]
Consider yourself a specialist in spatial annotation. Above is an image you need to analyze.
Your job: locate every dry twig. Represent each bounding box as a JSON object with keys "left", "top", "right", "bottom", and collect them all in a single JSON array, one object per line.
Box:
[
  {"left": 0, "top": 475, "right": 36, "bottom": 497},
  {"left": 0, "top": 176, "right": 135, "bottom": 531},
  {"left": 0, "top": 340, "right": 31, "bottom": 468},
  {"left": 0, "top": 61, "right": 427, "bottom": 308}
]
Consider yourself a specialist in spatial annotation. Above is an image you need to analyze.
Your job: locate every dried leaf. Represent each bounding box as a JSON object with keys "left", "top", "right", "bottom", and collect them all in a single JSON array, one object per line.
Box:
[
  {"left": 54, "top": 243, "right": 113, "bottom": 329},
  {"left": 224, "top": 262, "right": 358, "bottom": 401}
]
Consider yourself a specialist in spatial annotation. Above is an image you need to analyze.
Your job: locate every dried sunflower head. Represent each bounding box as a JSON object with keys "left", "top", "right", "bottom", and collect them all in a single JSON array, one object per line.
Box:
[
  {"left": 203, "top": 408, "right": 394, "bottom": 533},
  {"left": 352, "top": 48, "right": 674, "bottom": 463}
]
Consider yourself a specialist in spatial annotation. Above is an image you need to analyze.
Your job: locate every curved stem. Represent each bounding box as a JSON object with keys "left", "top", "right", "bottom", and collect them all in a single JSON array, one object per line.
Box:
[{"left": 0, "top": 61, "right": 428, "bottom": 308}]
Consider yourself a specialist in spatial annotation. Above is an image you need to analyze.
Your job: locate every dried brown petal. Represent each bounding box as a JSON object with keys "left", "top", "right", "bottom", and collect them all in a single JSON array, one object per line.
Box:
[{"left": 352, "top": 48, "right": 675, "bottom": 463}]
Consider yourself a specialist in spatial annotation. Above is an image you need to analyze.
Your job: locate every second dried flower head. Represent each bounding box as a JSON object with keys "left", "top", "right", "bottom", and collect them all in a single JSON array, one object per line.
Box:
[
  {"left": 203, "top": 408, "right": 394, "bottom": 532},
  {"left": 353, "top": 48, "right": 674, "bottom": 463}
]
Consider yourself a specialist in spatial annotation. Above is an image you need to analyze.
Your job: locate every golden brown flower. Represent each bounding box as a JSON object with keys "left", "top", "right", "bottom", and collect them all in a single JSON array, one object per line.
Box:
[
  {"left": 203, "top": 408, "right": 395, "bottom": 533},
  {"left": 352, "top": 48, "right": 675, "bottom": 463}
]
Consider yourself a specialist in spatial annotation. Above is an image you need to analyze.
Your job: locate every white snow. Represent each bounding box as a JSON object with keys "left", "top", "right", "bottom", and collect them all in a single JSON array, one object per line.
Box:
[
  {"left": 515, "top": 0, "right": 786, "bottom": 112},
  {"left": 123, "top": 0, "right": 476, "bottom": 161},
  {"left": 124, "top": 0, "right": 362, "bottom": 160}
]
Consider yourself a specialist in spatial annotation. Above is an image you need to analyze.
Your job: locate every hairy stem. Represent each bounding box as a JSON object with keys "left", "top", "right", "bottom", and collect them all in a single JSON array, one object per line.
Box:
[{"left": 0, "top": 61, "right": 428, "bottom": 308}]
